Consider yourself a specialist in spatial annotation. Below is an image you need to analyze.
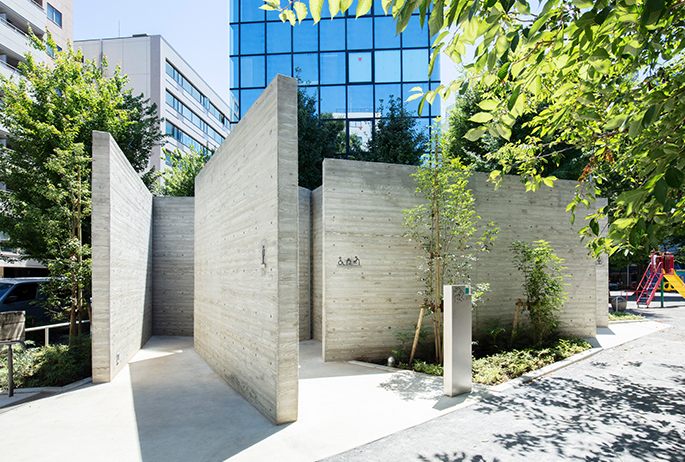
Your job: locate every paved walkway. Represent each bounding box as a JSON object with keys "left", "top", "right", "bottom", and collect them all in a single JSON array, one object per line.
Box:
[
  {"left": 322, "top": 294, "right": 685, "bottom": 462},
  {"left": 0, "top": 294, "right": 681, "bottom": 461}
]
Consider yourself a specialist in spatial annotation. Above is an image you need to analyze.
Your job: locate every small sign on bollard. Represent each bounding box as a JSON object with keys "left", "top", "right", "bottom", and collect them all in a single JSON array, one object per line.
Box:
[
  {"left": 1, "top": 311, "right": 26, "bottom": 398},
  {"left": 443, "top": 285, "right": 472, "bottom": 397}
]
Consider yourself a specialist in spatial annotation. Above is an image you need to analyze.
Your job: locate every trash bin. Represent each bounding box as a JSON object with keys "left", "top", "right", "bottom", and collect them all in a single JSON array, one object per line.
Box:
[{"left": 610, "top": 296, "right": 627, "bottom": 312}]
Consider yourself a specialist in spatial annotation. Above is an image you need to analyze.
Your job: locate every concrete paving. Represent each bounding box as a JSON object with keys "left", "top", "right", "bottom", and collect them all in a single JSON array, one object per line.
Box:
[{"left": 0, "top": 293, "right": 680, "bottom": 462}]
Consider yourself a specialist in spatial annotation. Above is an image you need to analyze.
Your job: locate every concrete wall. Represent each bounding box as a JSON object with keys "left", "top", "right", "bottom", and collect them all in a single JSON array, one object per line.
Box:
[
  {"left": 318, "top": 160, "right": 423, "bottom": 361},
  {"left": 314, "top": 159, "right": 606, "bottom": 361},
  {"left": 194, "top": 75, "right": 299, "bottom": 425},
  {"left": 310, "top": 186, "right": 323, "bottom": 342},
  {"left": 152, "top": 197, "right": 195, "bottom": 336},
  {"left": 92, "top": 131, "right": 153, "bottom": 383},
  {"left": 299, "top": 187, "right": 311, "bottom": 341}
]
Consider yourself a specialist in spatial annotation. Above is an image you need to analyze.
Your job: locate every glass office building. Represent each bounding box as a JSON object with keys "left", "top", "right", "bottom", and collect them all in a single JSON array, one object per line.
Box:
[{"left": 230, "top": 0, "right": 441, "bottom": 152}]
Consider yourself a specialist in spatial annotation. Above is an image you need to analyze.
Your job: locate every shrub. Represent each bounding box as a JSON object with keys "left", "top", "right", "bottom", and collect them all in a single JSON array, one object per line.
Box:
[{"left": 0, "top": 336, "right": 91, "bottom": 389}]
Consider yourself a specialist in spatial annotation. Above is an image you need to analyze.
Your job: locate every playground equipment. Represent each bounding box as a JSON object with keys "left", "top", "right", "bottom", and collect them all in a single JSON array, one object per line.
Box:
[{"left": 635, "top": 252, "right": 685, "bottom": 307}]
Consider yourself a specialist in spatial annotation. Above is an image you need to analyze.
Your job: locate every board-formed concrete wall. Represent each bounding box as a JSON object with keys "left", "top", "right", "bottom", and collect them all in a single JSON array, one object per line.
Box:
[
  {"left": 92, "top": 131, "right": 153, "bottom": 382},
  {"left": 311, "top": 186, "right": 323, "bottom": 342},
  {"left": 152, "top": 197, "right": 195, "bottom": 336},
  {"left": 315, "top": 158, "right": 607, "bottom": 361},
  {"left": 194, "top": 75, "right": 299, "bottom": 425},
  {"left": 299, "top": 187, "right": 311, "bottom": 341}
]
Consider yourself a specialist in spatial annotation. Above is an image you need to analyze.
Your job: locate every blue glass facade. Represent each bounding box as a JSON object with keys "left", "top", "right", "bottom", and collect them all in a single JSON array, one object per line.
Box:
[{"left": 229, "top": 0, "right": 440, "bottom": 153}]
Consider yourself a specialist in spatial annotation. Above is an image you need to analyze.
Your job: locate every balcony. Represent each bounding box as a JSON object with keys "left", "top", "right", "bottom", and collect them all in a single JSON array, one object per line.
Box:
[{"left": 0, "top": 0, "right": 46, "bottom": 35}]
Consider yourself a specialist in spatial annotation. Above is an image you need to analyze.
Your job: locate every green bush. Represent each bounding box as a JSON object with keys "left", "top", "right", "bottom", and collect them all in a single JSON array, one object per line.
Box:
[
  {"left": 0, "top": 336, "right": 91, "bottom": 389},
  {"left": 472, "top": 337, "right": 591, "bottom": 385},
  {"left": 609, "top": 311, "right": 644, "bottom": 321}
]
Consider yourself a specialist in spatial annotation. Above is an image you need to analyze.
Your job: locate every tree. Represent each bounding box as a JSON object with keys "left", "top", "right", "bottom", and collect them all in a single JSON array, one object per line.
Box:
[
  {"left": 262, "top": 0, "right": 685, "bottom": 258},
  {"left": 510, "top": 240, "right": 567, "bottom": 344},
  {"left": 403, "top": 126, "right": 498, "bottom": 364},
  {"left": 363, "top": 96, "right": 427, "bottom": 165},
  {"left": 158, "top": 147, "right": 210, "bottom": 197},
  {"left": 0, "top": 36, "right": 163, "bottom": 337},
  {"left": 298, "top": 87, "right": 345, "bottom": 189}
]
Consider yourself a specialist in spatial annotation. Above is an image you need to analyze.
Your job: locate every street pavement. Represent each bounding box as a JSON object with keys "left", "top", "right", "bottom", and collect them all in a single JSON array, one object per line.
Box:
[{"left": 322, "top": 295, "right": 685, "bottom": 462}]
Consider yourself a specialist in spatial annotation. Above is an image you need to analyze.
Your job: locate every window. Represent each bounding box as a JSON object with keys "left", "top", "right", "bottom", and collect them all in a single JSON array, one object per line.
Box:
[
  {"left": 320, "top": 86, "right": 346, "bottom": 114},
  {"left": 240, "top": 0, "right": 264, "bottom": 22},
  {"left": 374, "top": 50, "right": 400, "bottom": 83},
  {"left": 347, "top": 18, "right": 373, "bottom": 50},
  {"left": 320, "top": 53, "right": 345, "bottom": 84},
  {"left": 349, "top": 52, "right": 371, "bottom": 83},
  {"left": 320, "top": 19, "right": 345, "bottom": 51},
  {"left": 294, "top": 53, "right": 318, "bottom": 84},
  {"left": 166, "top": 92, "right": 225, "bottom": 144},
  {"left": 267, "top": 54, "right": 291, "bottom": 84},
  {"left": 403, "top": 82, "right": 428, "bottom": 116},
  {"left": 293, "top": 21, "right": 318, "bottom": 52},
  {"left": 240, "top": 23, "right": 265, "bottom": 55},
  {"left": 166, "top": 121, "right": 211, "bottom": 155},
  {"left": 375, "top": 83, "right": 401, "bottom": 112},
  {"left": 230, "top": 25, "right": 239, "bottom": 56},
  {"left": 166, "top": 61, "right": 206, "bottom": 106},
  {"left": 348, "top": 85, "right": 373, "bottom": 116},
  {"left": 402, "top": 49, "right": 428, "bottom": 82},
  {"left": 240, "top": 89, "right": 263, "bottom": 116},
  {"left": 374, "top": 16, "right": 400, "bottom": 49},
  {"left": 267, "top": 21, "right": 291, "bottom": 54},
  {"left": 240, "top": 56, "right": 265, "bottom": 87},
  {"left": 47, "top": 3, "right": 62, "bottom": 27},
  {"left": 401, "top": 20, "right": 428, "bottom": 48}
]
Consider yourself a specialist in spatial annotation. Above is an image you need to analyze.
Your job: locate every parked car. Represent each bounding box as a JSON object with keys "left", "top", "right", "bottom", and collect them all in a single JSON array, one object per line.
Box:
[{"left": 0, "top": 277, "right": 51, "bottom": 326}]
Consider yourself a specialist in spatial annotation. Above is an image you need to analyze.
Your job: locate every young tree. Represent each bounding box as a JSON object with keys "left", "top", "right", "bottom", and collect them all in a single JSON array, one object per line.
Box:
[
  {"left": 510, "top": 240, "right": 567, "bottom": 345},
  {"left": 263, "top": 0, "right": 685, "bottom": 257},
  {"left": 403, "top": 125, "right": 498, "bottom": 364},
  {"left": 158, "top": 147, "right": 210, "bottom": 197},
  {"left": 0, "top": 36, "right": 163, "bottom": 337},
  {"left": 364, "top": 96, "right": 427, "bottom": 165}
]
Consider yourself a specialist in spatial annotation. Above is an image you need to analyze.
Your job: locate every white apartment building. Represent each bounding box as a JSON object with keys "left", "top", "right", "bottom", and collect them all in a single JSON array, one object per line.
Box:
[
  {"left": 0, "top": 0, "right": 72, "bottom": 277},
  {"left": 76, "top": 34, "right": 238, "bottom": 172}
]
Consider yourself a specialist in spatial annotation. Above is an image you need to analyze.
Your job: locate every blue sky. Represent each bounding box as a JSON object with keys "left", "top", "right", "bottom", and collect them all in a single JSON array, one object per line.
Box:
[{"left": 73, "top": 0, "right": 230, "bottom": 102}]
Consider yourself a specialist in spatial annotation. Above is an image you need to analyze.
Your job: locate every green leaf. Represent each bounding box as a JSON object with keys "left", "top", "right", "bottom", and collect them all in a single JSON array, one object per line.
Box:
[
  {"left": 654, "top": 178, "right": 669, "bottom": 205},
  {"left": 309, "top": 0, "right": 323, "bottom": 22},
  {"left": 328, "top": 0, "right": 341, "bottom": 17},
  {"left": 464, "top": 126, "right": 487, "bottom": 141},
  {"left": 478, "top": 99, "right": 499, "bottom": 111},
  {"left": 590, "top": 218, "right": 599, "bottom": 236},
  {"left": 340, "top": 0, "right": 354, "bottom": 13},
  {"left": 628, "top": 118, "right": 643, "bottom": 138},
  {"left": 381, "top": 0, "right": 393, "bottom": 14},
  {"left": 260, "top": 0, "right": 280, "bottom": 11},
  {"left": 406, "top": 92, "right": 424, "bottom": 102},
  {"left": 665, "top": 167, "right": 685, "bottom": 189},
  {"left": 428, "top": 0, "right": 445, "bottom": 37},
  {"left": 641, "top": 104, "right": 661, "bottom": 128},
  {"left": 280, "top": 10, "right": 297, "bottom": 25},
  {"left": 640, "top": 0, "right": 665, "bottom": 27},
  {"left": 507, "top": 85, "right": 521, "bottom": 111},
  {"left": 294, "top": 2, "right": 308, "bottom": 22},
  {"left": 604, "top": 114, "right": 627, "bottom": 131},
  {"left": 469, "top": 112, "right": 494, "bottom": 123},
  {"left": 356, "top": 0, "right": 372, "bottom": 17}
]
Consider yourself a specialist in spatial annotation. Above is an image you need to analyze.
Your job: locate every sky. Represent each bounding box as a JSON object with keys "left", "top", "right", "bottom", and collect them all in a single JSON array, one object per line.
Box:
[{"left": 73, "top": 0, "right": 230, "bottom": 102}]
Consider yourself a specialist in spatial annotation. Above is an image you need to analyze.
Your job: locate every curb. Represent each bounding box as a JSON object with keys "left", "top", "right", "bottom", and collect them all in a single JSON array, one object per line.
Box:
[{"left": 0, "top": 377, "right": 92, "bottom": 396}]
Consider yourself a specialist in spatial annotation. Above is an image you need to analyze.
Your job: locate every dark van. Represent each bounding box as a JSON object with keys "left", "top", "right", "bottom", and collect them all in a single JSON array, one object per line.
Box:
[{"left": 0, "top": 278, "right": 51, "bottom": 326}]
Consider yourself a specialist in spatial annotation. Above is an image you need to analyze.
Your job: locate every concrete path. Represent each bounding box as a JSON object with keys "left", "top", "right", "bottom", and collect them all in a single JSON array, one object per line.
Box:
[
  {"left": 1, "top": 294, "right": 681, "bottom": 461},
  {"left": 322, "top": 296, "right": 685, "bottom": 461}
]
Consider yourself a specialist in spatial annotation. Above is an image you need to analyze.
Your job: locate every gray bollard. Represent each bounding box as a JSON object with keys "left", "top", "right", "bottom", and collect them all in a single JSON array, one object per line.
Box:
[{"left": 444, "top": 285, "right": 472, "bottom": 397}]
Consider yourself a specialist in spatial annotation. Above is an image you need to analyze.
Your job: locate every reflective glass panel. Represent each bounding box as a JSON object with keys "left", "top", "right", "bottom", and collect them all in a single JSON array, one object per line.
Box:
[
  {"left": 403, "top": 82, "right": 428, "bottom": 116},
  {"left": 230, "top": 25, "right": 239, "bottom": 56},
  {"left": 374, "top": 83, "right": 401, "bottom": 113},
  {"left": 267, "top": 54, "right": 291, "bottom": 83},
  {"left": 374, "top": 50, "right": 400, "bottom": 83},
  {"left": 401, "top": 19, "right": 428, "bottom": 48},
  {"left": 230, "top": 0, "right": 239, "bottom": 22},
  {"left": 349, "top": 52, "right": 371, "bottom": 82},
  {"left": 294, "top": 53, "right": 319, "bottom": 84},
  {"left": 320, "top": 18, "right": 345, "bottom": 51},
  {"left": 267, "top": 21, "right": 291, "bottom": 53},
  {"left": 348, "top": 85, "right": 373, "bottom": 117},
  {"left": 240, "top": 55, "right": 265, "bottom": 87},
  {"left": 373, "top": 0, "right": 386, "bottom": 16},
  {"left": 294, "top": 20, "right": 318, "bottom": 52},
  {"left": 347, "top": 17, "right": 373, "bottom": 50},
  {"left": 374, "top": 16, "right": 400, "bottom": 49},
  {"left": 230, "top": 57, "right": 239, "bottom": 89},
  {"left": 320, "top": 86, "right": 346, "bottom": 114},
  {"left": 431, "top": 52, "right": 441, "bottom": 81},
  {"left": 241, "top": 23, "right": 265, "bottom": 55},
  {"left": 301, "top": 86, "right": 319, "bottom": 112},
  {"left": 320, "top": 52, "right": 345, "bottom": 84},
  {"left": 240, "top": 89, "right": 263, "bottom": 116},
  {"left": 322, "top": 119, "right": 346, "bottom": 153},
  {"left": 348, "top": 120, "right": 373, "bottom": 151},
  {"left": 241, "top": 0, "right": 264, "bottom": 22},
  {"left": 402, "top": 49, "right": 429, "bottom": 81}
]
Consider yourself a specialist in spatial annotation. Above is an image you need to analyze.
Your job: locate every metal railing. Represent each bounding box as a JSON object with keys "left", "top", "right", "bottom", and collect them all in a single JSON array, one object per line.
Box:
[
  {"left": 0, "top": 16, "right": 29, "bottom": 39},
  {"left": 25, "top": 320, "right": 90, "bottom": 346}
]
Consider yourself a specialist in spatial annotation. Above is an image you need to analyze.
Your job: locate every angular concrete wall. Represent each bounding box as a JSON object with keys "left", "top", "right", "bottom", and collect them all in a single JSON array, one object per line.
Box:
[
  {"left": 299, "top": 187, "right": 311, "bottom": 341},
  {"left": 194, "top": 75, "right": 299, "bottom": 425},
  {"left": 152, "top": 197, "right": 195, "bottom": 336},
  {"left": 310, "top": 186, "right": 323, "bottom": 343},
  {"left": 314, "top": 159, "right": 606, "bottom": 361},
  {"left": 92, "top": 131, "right": 153, "bottom": 382}
]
